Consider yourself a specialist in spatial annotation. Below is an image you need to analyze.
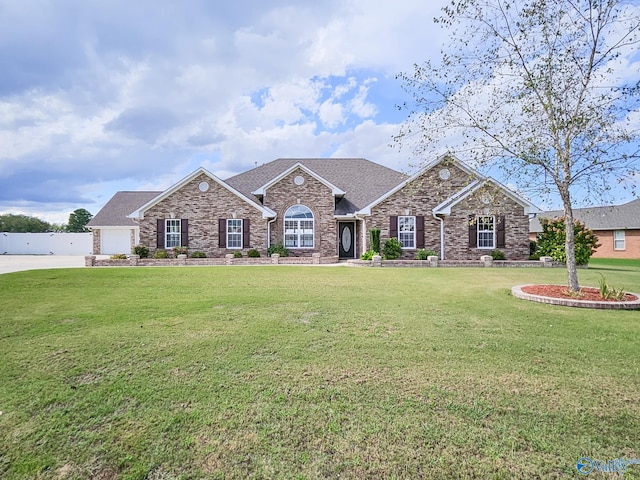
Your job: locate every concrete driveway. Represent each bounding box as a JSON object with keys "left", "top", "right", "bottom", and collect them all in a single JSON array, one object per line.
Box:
[{"left": 0, "top": 255, "right": 90, "bottom": 275}]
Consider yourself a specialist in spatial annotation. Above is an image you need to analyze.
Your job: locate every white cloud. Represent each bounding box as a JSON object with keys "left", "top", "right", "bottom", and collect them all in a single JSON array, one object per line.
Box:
[{"left": 6, "top": 0, "right": 634, "bottom": 222}]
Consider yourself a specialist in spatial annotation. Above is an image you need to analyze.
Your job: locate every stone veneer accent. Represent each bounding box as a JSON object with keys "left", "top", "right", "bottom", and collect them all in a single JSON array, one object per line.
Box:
[
  {"left": 138, "top": 173, "right": 269, "bottom": 257},
  {"left": 366, "top": 162, "right": 530, "bottom": 260}
]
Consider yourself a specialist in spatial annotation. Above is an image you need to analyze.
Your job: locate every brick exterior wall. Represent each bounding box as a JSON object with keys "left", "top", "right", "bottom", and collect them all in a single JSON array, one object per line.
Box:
[
  {"left": 138, "top": 173, "right": 269, "bottom": 257},
  {"left": 531, "top": 229, "right": 640, "bottom": 259},
  {"left": 367, "top": 162, "right": 530, "bottom": 260},
  {"left": 262, "top": 167, "right": 337, "bottom": 257},
  {"left": 447, "top": 186, "right": 530, "bottom": 260},
  {"left": 591, "top": 229, "right": 640, "bottom": 259},
  {"left": 92, "top": 229, "right": 101, "bottom": 254}
]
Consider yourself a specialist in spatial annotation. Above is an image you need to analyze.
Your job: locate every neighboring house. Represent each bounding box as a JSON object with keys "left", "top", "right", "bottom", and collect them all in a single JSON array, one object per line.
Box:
[
  {"left": 87, "top": 191, "right": 161, "bottom": 255},
  {"left": 529, "top": 199, "right": 640, "bottom": 259},
  {"left": 89, "top": 156, "right": 538, "bottom": 259}
]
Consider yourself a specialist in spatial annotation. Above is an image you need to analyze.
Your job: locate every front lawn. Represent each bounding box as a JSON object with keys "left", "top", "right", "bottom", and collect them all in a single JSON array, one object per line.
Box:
[{"left": 1, "top": 262, "right": 639, "bottom": 479}]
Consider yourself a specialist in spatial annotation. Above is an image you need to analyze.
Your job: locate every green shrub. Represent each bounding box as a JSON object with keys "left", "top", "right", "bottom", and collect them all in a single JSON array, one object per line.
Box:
[
  {"left": 233, "top": 251, "right": 243, "bottom": 258},
  {"left": 191, "top": 251, "right": 207, "bottom": 258},
  {"left": 132, "top": 244, "right": 149, "bottom": 258},
  {"left": 268, "top": 243, "right": 289, "bottom": 257},
  {"left": 247, "top": 249, "right": 261, "bottom": 258},
  {"left": 382, "top": 238, "right": 403, "bottom": 260},
  {"left": 369, "top": 228, "right": 381, "bottom": 254},
  {"left": 360, "top": 250, "right": 377, "bottom": 260},
  {"left": 536, "top": 217, "right": 600, "bottom": 265},
  {"left": 529, "top": 240, "right": 537, "bottom": 256},
  {"left": 528, "top": 254, "right": 540, "bottom": 260},
  {"left": 173, "top": 246, "right": 188, "bottom": 256},
  {"left": 153, "top": 250, "right": 169, "bottom": 259},
  {"left": 490, "top": 249, "right": 506, "bottom": 260},
  {"left": 110, "top": 253, "right": 128, "bottom": 260},
  {"left": 416, "top": 249, "right": 437, "bottom": 260}
]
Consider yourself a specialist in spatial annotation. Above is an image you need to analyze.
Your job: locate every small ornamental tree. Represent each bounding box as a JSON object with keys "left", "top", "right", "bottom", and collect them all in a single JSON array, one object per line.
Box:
[{"left": 536, "top": 217, "right": 600, "bottom": 265}]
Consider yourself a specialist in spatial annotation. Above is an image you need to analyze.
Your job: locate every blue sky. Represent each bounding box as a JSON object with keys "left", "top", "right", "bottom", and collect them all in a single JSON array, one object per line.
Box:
[{"left": 0, "top": 0, "right": 638, "bottom": 224}]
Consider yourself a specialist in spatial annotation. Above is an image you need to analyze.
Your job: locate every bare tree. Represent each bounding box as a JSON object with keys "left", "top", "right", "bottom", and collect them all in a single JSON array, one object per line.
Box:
[{"left": 395, "top": 0, "right": 640, "bottom": 291}]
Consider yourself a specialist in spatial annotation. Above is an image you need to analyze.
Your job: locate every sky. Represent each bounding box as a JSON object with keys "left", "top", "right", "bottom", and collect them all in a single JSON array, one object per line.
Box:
[{"left": 0, "top": 0, "right": 638, "bottom": 225}]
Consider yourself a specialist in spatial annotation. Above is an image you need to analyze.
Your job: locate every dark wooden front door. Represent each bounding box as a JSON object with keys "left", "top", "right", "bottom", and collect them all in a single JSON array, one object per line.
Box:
[{"left": 338, "top": 222, "right": 356, "bottom": 259}]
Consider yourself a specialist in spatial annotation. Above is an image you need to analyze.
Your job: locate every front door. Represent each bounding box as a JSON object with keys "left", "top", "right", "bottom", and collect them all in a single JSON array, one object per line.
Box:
[{"left": 338, "top": 222, "right": 356, "bottom": 259}]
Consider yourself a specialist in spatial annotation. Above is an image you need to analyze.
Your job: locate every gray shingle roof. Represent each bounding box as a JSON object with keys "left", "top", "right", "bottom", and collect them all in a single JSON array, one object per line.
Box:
[
  {"left": 225, "top": 158, "right": 409, "bottom": 214},
  {"left": 529, "top": 198, "right": 640, "bottom": 232},
  {"left": 87, "top": 191, "right": 162, "bottom": 227}
]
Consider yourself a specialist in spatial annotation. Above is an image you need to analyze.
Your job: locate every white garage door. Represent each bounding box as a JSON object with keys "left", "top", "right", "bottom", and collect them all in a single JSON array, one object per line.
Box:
[{"left": 101, "top": 229, "right": 132, "bottom": 255}]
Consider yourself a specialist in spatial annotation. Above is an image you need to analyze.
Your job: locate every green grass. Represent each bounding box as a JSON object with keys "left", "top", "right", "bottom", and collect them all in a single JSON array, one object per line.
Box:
[{"left": 0, "top": 262, "right": 639, "bottom": 479}]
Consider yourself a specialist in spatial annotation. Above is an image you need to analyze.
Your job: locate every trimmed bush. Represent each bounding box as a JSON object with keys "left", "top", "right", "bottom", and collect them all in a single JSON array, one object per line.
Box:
[
  {"left": 173, "top": 246, "right": 188, "bottom": 256},
  {"left": 247, "top": 249, "right": 261, "bottom": 258},
  {"left": 153, "top": 250, "right": 169, "bottom": 259},
  {"left": 416, "top": 249, "right": 437, "bottom": 260},
  {"left": 110, "top": 253, "right": 128, "bottom": 260},
  {"left": 132, "top": 245, "right": 149, "bottom": 258},
  {"left": 190, "top": 251, "right": 207, "bottom": 258},
  {"left": 233, "top": 251, "right": 243, "bottom": 258},
  {"left": 490, "top": 249, "right": 506, "bottom": 260},
  {"left": 268, "top": 243, "right": 289, "bottom": 257},
  {"left": 382, "top": 238, "right": 403, "bottom": 260},
  {"left": 361, "top": 250, "right": 377, "bottom": 260}
]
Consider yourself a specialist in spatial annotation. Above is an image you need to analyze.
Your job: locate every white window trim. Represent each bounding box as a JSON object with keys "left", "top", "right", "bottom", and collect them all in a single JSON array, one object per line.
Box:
[
  {"left": 227, "top": 219, "right": 243, "bottom": 249},
  {"left": 477, "top": 215, "right": 495, "bottom": 249},
  {"left": 613, "top": 230, "right": 625, "bottom": 251},
  {"left": 398, "top": 215, "right": 416, "bottom": 249},
  {"left": 284, "top": 205, "right": 315, "bottom": 249},
  {"left": 165, "top": 219, "right": 182, "bottom": 249}
]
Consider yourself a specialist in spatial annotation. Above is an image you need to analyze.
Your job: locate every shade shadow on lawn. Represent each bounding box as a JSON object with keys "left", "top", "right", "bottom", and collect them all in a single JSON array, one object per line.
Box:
[{"left": 0, "top": 263, "right": 639, "bottom": 479}]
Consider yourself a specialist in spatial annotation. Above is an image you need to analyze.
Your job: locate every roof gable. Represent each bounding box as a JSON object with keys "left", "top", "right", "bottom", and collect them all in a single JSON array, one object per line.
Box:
[
  {"left": 433, "top": 178, "right": 539, "bottom": 215},
  {"left": 251, "top": 162, "right": 346, "bottom": 197},
  {"left": 225, "top": 158, "right": 408, "bottom": 214},
  {"left": 357, "top": 155, "right": 480, "bottom": 214},
  {"left": 130, "top": 167, "right": 276, "bottom": 219},
  {"left": 357, "top": 155, "right": 538, "bottom": 215}
]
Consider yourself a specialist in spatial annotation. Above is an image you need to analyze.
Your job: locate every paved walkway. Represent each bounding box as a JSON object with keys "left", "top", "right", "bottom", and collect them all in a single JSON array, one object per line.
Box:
[{"left": 0, "top": 255, "right": 92, "bottom": 275}]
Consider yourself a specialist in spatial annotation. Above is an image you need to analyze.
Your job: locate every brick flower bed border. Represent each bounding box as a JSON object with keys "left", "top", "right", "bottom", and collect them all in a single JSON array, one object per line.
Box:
[
  {"left": 86, "top": 254, "right": 565, "bottom": 269},
  {"left": 511, "top": 284, "right": 640, "bottom": 310}
]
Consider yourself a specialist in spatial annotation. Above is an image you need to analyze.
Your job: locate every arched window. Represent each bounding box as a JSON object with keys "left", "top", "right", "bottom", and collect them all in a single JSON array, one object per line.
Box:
[{"left": 284, "top": 205, "right": 314, "bottom": 248}]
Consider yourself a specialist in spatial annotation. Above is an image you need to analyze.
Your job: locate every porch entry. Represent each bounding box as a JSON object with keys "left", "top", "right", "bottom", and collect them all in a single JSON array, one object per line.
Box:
[{"left": 338, "top": 222, "right": 356, "bottom": 259}]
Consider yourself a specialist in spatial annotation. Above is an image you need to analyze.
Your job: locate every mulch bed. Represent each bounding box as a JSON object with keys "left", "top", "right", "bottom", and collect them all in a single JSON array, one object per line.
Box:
[{"left": 522, "top": 284, "right": 638, "bottom": 302}]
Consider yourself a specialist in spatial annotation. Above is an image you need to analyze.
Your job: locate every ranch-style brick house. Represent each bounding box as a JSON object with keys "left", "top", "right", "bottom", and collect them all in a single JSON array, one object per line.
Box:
[{"left": 87, "top": 156, "right": 539, "bottom": 260}]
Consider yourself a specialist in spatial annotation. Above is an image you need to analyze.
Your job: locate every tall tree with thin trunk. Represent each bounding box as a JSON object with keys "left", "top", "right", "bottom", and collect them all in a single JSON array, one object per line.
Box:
[{"left": 395, "top": 0, "right": 640, "bottom": 291}]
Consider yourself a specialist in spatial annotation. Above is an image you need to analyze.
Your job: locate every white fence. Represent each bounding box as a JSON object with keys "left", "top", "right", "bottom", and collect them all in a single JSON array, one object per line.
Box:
[{"left": 0, "top": 233, "right": 93, "bottom": 255}]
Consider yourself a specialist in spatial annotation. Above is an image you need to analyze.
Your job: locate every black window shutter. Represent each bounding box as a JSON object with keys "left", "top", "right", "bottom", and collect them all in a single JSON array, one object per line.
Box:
[
  {"left": 243, "top": 219, "right": 250, "bottom": 248},
  {"left": 496, "top": 215, "right": 505, "bottom": 248},
  {"left": 157, "top": 219, "right": 165, "bottom": 248},
  {"left": 218, "top": 219, "right": 226, "bottom": 248},
  {"left": 468, "top": 215, "right": 477, "bottom": 248},
  {"left": 416, "top": 215, "right": 425, "bottom": 249},
  {"left": 389, "top": 216, "right": 398, "bottom": 238},
  {"left": 180, "top": 219, "right": 189, "bottom": 246}
]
